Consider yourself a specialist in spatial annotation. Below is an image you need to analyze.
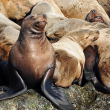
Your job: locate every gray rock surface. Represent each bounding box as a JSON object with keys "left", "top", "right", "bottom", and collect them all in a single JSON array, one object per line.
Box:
[{"left": 0, "top": 82, "right": 109, "bottom": 110}]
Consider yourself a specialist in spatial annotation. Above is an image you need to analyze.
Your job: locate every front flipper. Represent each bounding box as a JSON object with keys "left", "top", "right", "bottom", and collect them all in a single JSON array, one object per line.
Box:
[
  {"left": 0, "top": 62, "right": 27, "bottom": 100},
  {"left": 83, "top": 46, "right": 97, "bottom": 81},
  {"left": 41, "top": 66, "right": 74, "bottom": 110}
]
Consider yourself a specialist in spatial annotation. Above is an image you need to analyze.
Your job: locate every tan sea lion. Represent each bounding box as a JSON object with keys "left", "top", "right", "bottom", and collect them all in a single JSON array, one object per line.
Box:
[
  {"left": 84, "top": 11, "right": 110, "bottom": 94},
  {"left": 0, "top": 13, "right": 74, "bottom": 110},
  {"left": 52, "top": 29, "right": 99, "bottom": 87}
]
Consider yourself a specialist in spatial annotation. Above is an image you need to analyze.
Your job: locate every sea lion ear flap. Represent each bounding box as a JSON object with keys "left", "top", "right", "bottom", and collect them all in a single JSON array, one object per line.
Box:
[{"left": 83, "top": 45, "right": 98, "bottom": 81}]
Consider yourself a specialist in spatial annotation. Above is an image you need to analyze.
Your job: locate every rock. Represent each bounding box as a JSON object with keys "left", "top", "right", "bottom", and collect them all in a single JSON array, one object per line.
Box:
[
  {"left": 0, "top": 1, "right": 8, "bottom": 18},
  {"left": 0, "top": 82, "right": 110, "bottom": 109},
  {"left": 53, "top": 0, "right": 110, "bottom": 21},
  {"left": 97, "top": 0, "right": 110, "bottom": 17},
  {"left": 31, "top": 1, "right": 67, "bottom": 31},
  {"left": 52, "top": 29, "right": 99, "bottom": 87}
]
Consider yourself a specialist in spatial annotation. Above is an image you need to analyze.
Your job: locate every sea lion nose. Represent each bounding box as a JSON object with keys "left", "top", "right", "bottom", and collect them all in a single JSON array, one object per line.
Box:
[
  {"left": 92, "top": 9, "right": 95, "bottom": 14},
  {"left": 97, "top": 30, "right": 99, "bottom": 34},
  {"left": 43, "top": 14, "right": 47, "bottom": 18}
]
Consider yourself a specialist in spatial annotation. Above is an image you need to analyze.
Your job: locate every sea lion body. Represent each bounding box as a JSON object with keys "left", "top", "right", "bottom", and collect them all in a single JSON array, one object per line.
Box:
[
  {"left": 84, "top": 11, "right": 110, "bottom": 94},
  {"left": 9, "top": 32, "right": 54, "bottom": 88},
  {"left": 83, "top": 45, "right": 110, "bottom": 94},
  {"left": 9, "top": 13, "right": 54, "bottom": 88},
  {"left": 0, "top": 14, "right": 74, "bottom": 110},
  {"left": 52, "top": 29, "right": 99, "bottom": 87}
]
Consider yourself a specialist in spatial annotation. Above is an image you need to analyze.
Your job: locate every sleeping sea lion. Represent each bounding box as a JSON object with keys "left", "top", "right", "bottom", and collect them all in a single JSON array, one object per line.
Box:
[
  {"left": 0, "top": 13, "right": 74, "bottom": 110},
  {"left": 85, "top": 9, "right": 109, "bottom": 25},
  {"left": 52, "top": 29, "right": 99, "bottom": 87}
]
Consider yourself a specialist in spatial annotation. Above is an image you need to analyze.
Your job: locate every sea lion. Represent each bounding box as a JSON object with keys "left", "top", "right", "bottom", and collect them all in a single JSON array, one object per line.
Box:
[
  {"left": 84, "top": 12, "right": 110, "bottom": 94},
  {"left": 53, "top": 0, "right": 110, "bottom": 21},
  {"left": 83, "top": 45, "right": 110, "bottom": 94},
  {"left": 97, "top": 0, "right": 110, "bottom": 17},
  {"left": 83, "top": 45, "right": 98, "bottom": 81},
  {"left": 0, "top": 13, "right": 74, "bottom": 110},
  {"left": 30, "top": 1, "right": 67, "bottom": 32},
  {"left": 46, "top": 18, "right": 109, "bottom": 40},
  {"left": 52, "top": 29, "right": 99, "bottom": 87},
  {"left": 85, "top": 9, "right": 109, "bottom": 25}
]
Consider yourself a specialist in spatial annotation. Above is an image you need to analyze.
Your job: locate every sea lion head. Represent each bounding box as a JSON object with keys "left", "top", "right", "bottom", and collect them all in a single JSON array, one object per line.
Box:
[
  {"left": 85, "top": 9, "right": 108, "bottom": 25},
  {"left": 68, "top": 29, "right": 99, "bottom": 48},
  {"left": 81, "top": 29, "right": 99, "bottom": 47},
  {"left": 19, "top": 13, "right": 47, "bottom": 39}
]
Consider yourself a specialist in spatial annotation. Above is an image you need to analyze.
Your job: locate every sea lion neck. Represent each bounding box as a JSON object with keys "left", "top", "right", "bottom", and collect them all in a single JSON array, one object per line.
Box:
[
  {"left": 18, "top": 30, "right": 46, "bottom": 49},
  {"left": 18, "top": 25, "right": 45, "bottom": 39},
  {"left": 73, "top": 37, "right": 85, "bottom": 50},
  {"left": 66, "top": 35, "right": 85, "bottom": 50}
]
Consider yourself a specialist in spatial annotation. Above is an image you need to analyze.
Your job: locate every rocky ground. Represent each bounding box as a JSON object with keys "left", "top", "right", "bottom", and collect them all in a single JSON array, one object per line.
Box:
[{"left": 0, "top": 82, "right": 110, "bottom": 110}]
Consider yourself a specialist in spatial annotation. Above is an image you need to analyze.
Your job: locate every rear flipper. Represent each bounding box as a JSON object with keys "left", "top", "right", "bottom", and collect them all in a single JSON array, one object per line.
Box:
[
  {"left": 0, "top": 62, "right": 27, "bottom": 100},
  {"left": 92, "top": 75, "right": 110, "bottom": 94},
  {"left": 41, "top": 66, "right": 74, "bottom": 110}
]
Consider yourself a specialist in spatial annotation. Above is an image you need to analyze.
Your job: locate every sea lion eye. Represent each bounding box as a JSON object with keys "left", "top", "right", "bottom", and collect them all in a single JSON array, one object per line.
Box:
[
  {"left": 85, "top": 36, "right": 89, "bottom": 39},
  {"left": 30, "top": 16, "right": 34, "bottom": 18}
]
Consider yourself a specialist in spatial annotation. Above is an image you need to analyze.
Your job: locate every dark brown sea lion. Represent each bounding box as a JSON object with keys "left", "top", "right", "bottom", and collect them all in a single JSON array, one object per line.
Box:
[
  {"left": 83, "top": 46, "right": 98, "bottom": 81},
  {"left": 0, "top": 13, "right": 74, "bottom": 110},
  {"left": 83, "top": 46, "right": 110, "bottom": 94},
  {"left": 85, "top": 9, "right": 109, "bottom": 25}
]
